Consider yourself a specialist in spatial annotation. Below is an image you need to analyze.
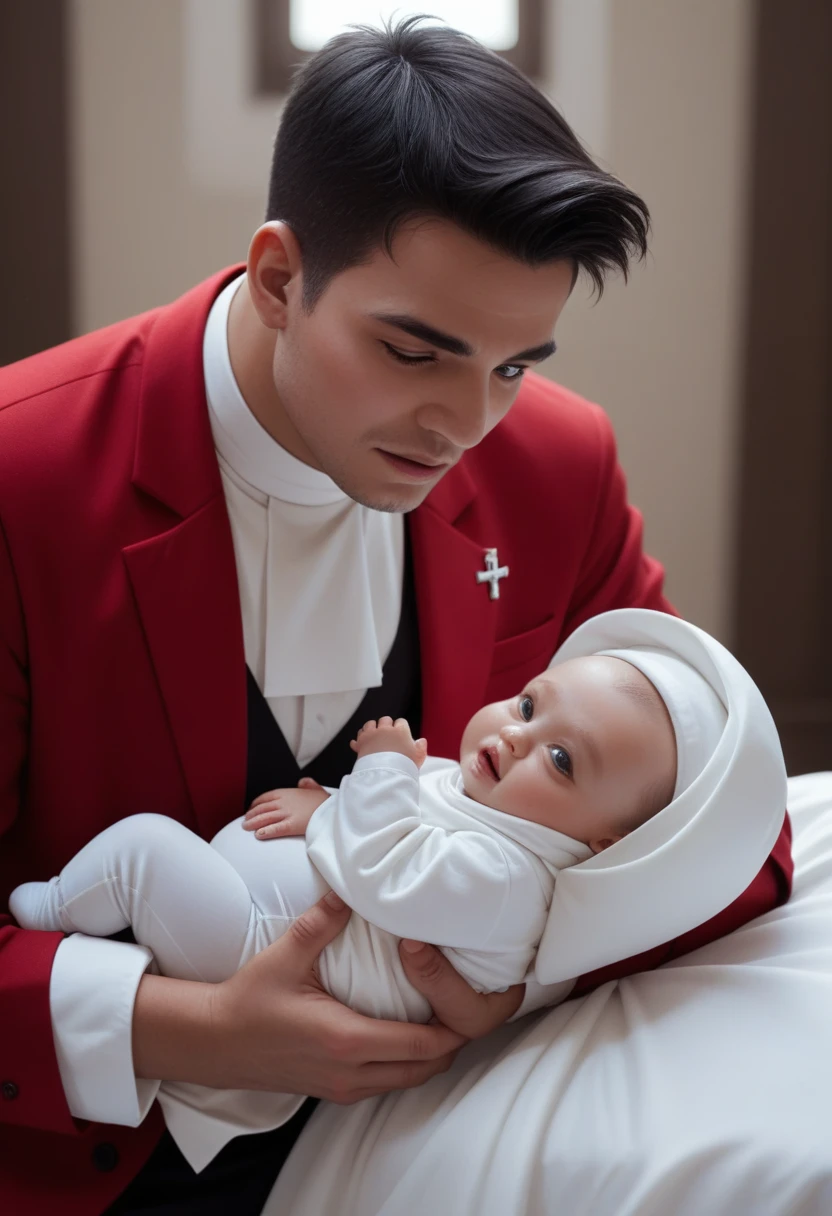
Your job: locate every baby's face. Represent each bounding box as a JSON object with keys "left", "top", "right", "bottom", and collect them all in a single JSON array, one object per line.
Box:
[{"left": 459, "top": 656, "right": 677, "bottom": 853}]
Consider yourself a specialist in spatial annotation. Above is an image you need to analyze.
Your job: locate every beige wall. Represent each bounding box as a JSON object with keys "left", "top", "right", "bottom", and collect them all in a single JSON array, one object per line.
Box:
[
  {"left": 69, "top": 0, "right": 266, "bottom": 330},
  {"left": 544, "top": 0, "right": 753, "bottom": 642},
  {"left": 69, "top": 0, "right": 753, "bottom": 640}
]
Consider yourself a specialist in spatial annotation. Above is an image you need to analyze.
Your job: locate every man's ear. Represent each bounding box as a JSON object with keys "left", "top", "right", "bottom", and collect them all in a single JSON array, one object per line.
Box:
[
  {"left": 246, "top": 221, "right": 303, "bottom": 331},
  {"left": 589, "top": 832, "right": 626, "bottom": 855}
]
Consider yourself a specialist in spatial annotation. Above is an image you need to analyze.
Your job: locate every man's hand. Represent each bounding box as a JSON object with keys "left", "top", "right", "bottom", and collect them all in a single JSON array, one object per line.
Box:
[
  {"left": 242, "top": 786, "right": 329, "bottom": 839},
  {"left": 399, "top": 938, "right": 525, "bottom": 1039},
  {"left": 350, "top": 717, "right": 428, "bottom": 768},
  {"left": 132, "top": 891, "right": 466, "bottom": 1102}
]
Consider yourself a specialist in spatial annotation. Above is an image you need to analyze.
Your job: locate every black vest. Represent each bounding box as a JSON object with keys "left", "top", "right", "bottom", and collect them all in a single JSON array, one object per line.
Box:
[{"left": 106, "top": 536, "right": 421, "bottom": 1215}]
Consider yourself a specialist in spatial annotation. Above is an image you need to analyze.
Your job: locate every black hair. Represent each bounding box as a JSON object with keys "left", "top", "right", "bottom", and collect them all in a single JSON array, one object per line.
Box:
[{"left": 266, "top": 15, "right": 650, "bottom": 309}]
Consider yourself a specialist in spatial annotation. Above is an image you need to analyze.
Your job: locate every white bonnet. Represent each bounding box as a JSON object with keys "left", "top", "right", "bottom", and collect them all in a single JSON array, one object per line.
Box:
[{"left": 534, "top": 609, "right": 787, "bottom": 985}]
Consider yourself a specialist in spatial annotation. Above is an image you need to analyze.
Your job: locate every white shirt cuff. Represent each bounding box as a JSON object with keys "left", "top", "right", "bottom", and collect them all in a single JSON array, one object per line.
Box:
[{"left": 50, "top": 933, "right": 161, "bottom": 1126}]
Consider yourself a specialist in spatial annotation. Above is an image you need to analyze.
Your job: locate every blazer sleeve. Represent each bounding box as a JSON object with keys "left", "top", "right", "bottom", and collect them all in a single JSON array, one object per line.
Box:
[
  {"left": 306, "top": 753, "right": 542, "bottom": 949},
  {"left": 562, "top": 404, "right": 673, "bottom": 634},
  {"left": 0, "top": 516, "right": 77, "bottom": 1135}
]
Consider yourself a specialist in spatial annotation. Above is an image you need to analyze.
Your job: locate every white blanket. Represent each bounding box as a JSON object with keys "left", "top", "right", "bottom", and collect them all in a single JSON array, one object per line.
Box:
[{"left": 266, "top": 772, "right": 832, "bottom": 1216}]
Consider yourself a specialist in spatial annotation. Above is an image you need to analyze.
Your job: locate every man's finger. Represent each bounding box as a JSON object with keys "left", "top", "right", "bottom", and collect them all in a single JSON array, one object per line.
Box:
[
  {"left": 277, "top": 891, "right": 352, "bottom": 974},
  {"left": 399, "top": 940, "right": 524, "bottom": 1038},
  {"left": 350, "top": 1053, "right": 460, "bottom": 1097},
  {"left": 336, "top": 1009, "right": 465, "bottom": 1062}
]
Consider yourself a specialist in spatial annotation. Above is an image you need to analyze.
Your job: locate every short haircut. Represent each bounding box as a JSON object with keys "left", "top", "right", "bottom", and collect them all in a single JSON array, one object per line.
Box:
[{"left": 266, "top": 15, "right": 650, "bottom": 309}]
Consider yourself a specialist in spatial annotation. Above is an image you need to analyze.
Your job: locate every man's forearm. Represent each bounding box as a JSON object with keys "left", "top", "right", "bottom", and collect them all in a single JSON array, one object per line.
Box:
[{"left": 132, "top": 972, "right": 219, "bottom": 1086}]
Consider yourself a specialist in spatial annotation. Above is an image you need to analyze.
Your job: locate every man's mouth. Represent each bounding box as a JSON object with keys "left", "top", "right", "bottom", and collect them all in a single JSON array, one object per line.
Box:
[{"left": 377, "top": 449, "right": 450, "bottom": 481}]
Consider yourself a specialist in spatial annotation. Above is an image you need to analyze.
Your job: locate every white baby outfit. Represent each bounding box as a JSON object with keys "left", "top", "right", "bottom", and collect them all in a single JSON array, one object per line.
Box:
[
  {"left": 10, "top": 754, "right": 590, "bottom": 1170},
  {"left": 310, "top": 754, "right": 592, "bottom": 1014}
]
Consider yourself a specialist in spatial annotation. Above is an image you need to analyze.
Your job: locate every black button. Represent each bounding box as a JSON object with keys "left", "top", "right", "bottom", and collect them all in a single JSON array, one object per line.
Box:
[
  {"left": 1, "top": 1081, "right": 18, "bottom": 1100},
  {"left": 92, "top": 1142, "right": 120, "bottom": 1173}
]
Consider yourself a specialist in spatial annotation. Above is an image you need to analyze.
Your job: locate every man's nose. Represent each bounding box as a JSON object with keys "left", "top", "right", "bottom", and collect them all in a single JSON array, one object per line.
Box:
[
  {"left": 418, "top": 382, "right": 494, "bottom": 451},
  {"left": 500, "top": 724, "right": 529, "bottom": 758}
]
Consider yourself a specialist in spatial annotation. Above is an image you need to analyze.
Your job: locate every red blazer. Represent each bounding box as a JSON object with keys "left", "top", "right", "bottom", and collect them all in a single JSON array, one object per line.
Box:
[{"left": 0, "top": 268, "right": 792, "bottom": 1214}]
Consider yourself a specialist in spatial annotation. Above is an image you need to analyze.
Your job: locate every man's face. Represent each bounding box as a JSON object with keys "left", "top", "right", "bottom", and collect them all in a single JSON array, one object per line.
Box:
[{"left": 270, "top": 219, "right": 575, "bottom": 511}]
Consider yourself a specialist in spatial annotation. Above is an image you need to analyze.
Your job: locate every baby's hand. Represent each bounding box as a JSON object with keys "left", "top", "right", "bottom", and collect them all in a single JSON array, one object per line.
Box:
[
  {"left": 243, "top": 785, "right": 330, "bottom": 839},
  {"left": 349, "top": 717, "right": 428, "bottom": 768}
]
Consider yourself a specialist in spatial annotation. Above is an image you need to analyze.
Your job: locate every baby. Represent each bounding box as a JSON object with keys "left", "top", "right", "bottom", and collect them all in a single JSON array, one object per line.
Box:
[
  {"left": 10, "top": 652, "right": 690, "bottom": 1006},
  {"left": 9, "top": 609, "right": 742, "bottom": 1170}
]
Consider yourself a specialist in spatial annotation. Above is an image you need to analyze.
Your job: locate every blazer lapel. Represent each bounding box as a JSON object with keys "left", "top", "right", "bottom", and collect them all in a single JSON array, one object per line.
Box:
[
  {"left": 125, "top": 267, "right": 249, "bottom": 839},
  {"left": 410, "top": 467, "right": 499, "bottom": 757},
  {"left": 123, "top": 498, "right": 247, "bottom": 840}
]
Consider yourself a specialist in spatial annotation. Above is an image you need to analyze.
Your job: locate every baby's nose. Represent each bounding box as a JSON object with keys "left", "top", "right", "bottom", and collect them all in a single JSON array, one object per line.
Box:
[{"left": 500, "top": 724, "right": 528, "bottom": 756}]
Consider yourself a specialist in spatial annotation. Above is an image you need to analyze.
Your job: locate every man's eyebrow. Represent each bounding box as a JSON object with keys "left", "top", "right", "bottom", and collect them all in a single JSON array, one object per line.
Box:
[{"left": 371, "top": 312, "right": 556, "bottom": 364}]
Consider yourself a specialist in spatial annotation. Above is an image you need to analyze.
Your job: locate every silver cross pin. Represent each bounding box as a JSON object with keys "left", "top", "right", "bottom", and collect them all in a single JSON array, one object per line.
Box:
[{"left": 476, "top": 548, "right": 509, "bottom": 600}]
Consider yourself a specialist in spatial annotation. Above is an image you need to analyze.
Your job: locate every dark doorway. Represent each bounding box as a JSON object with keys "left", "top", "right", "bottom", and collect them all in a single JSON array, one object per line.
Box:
[
  {"left": 0, "top": 1, "right": 73, "bottom": 365},
  {"left": 734, "top": 0, "right": 832, "bottom": 774}
]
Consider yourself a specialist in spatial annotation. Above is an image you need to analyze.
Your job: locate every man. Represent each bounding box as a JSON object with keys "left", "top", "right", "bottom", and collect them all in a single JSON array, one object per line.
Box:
[{"left": 0, "top": 18, "right": 792, "bottom": 1215}]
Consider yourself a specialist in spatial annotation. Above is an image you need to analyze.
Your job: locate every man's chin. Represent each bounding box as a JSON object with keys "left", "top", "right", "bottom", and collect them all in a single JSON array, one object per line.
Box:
[{"left": 344, "top": 480, "right": 438, "bottom": 514}]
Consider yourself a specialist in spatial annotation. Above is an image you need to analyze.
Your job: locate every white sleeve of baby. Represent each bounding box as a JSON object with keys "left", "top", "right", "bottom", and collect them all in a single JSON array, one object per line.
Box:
[
  {"left": 306, "top": 752, "right": 523, "bottom": 948},
  {"left": 50, "top": 933, "right": 160, "bottom": 1125}
]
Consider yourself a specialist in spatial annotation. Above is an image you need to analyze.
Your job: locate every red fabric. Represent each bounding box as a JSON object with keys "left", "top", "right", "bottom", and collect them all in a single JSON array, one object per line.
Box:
[{"left": 0, "top": 268, "right": 793, "bottom": 1213}]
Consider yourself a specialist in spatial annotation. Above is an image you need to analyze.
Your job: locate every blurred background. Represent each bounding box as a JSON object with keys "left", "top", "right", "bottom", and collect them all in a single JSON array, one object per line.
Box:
[{"left": 1, "top": 0, "right": 829, "bottom": 773}]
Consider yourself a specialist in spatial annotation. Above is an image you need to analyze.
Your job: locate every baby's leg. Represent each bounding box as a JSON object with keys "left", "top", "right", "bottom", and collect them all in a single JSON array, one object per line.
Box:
[
  {"left": 10, "top": 814, "right": 258, "bottom": 982},
  {"left": 210, "top": 816, "right": 328, "bottom": 926}
]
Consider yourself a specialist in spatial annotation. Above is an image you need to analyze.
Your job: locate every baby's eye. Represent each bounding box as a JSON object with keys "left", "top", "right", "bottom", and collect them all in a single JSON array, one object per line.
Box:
[
  {"left": 550, "top": 746, "right": 573, "bottom": 778},
  {"left": 519, "top": 695, "right": 534, "bottom": 721}
]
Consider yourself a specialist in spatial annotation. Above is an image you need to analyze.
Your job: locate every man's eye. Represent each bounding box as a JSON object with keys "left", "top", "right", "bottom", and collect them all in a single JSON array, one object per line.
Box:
[
  {"left": 495, "top": 364, "right": 526, "bottom": 381},
  {"left": 550, "top": 746, "right": 573, "bottom": 778},
  {"left": 382, "top": 342, "right": 435, "bottom": 366},
  {"left": 519, "top": 695, "right": 533, "bottom": 721}
]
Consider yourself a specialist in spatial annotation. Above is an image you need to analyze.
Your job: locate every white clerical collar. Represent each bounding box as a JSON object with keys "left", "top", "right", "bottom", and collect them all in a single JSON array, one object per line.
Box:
[
  {"left": 202, "top": 273, "right": 402, "bottom": 699},
  {"left": 203, "top": 275, "right": 345, "bottom": 507}
]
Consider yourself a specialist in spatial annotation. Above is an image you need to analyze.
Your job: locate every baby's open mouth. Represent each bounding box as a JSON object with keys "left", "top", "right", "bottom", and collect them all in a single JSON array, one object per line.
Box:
[{"left": 480, "top": 748, "right": 500, "bottom": 781}]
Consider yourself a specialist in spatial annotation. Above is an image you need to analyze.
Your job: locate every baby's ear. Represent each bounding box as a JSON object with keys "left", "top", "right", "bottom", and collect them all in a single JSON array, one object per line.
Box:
[{"left": 589, "top": 832, "right": 626, "bottom": 854}]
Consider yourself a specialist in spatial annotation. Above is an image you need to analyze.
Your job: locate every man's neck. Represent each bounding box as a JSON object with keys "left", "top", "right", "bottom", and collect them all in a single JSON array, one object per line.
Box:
[{"left": 226, "top": 276, "right": 320, "bottom": 469}]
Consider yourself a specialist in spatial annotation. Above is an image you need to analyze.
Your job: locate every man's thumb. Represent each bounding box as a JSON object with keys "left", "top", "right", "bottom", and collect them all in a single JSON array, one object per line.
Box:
[{"left": 284, "top": 889, "right": 351, "bottom": 968}]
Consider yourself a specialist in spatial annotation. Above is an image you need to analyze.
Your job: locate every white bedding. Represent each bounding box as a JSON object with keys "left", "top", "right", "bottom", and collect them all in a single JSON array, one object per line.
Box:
[{"left": 266, "top": 772, "right": 832, "bottom": 1216}]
